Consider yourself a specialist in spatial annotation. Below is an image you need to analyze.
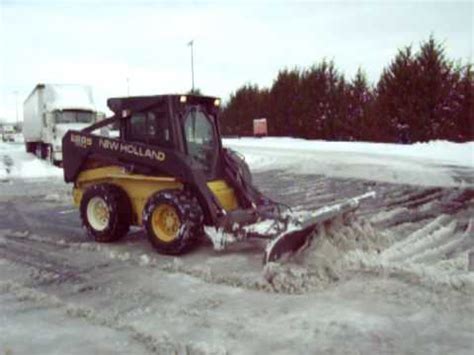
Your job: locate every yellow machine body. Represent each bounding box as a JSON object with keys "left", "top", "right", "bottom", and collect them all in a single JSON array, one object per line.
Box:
[{"left": 73, "top": 166, "right": 239, "bottom": 225}]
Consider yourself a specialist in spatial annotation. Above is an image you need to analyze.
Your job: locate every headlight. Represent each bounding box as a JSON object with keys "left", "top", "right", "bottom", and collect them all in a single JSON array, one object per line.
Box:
[
  {"left": 180, "top": 95, "right": 187, "bottom": 103},
  {"left": 214, "top": 98, "right": 221, "bottom": 107}
]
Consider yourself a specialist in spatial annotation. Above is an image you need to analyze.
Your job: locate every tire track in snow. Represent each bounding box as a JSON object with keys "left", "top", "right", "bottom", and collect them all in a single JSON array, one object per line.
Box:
[
  {"left": 0, "top": 154, "right": 13, "bottom": 180},
  {"left": 1, "top": 230, "right": 272, "bottom": 294},
  {"left": 1, "top": 171, "right": 473, "bottom": 296},
  {"left": 252, "top": 170, "right": 474, "bottom": 292},
  {"left": 0, "top": 281, "right": 221, "bottom": 355}
]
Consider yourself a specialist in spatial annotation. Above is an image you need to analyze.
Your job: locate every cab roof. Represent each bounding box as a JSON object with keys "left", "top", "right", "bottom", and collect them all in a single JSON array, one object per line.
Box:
[{"left": 107, "top": 94, "right": 220, "bottom": 115}]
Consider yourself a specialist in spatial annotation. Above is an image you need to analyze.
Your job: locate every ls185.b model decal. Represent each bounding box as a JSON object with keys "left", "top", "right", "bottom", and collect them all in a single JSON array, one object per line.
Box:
[{"left": 70, "top": 133, "right": 93, "bottom": 148}]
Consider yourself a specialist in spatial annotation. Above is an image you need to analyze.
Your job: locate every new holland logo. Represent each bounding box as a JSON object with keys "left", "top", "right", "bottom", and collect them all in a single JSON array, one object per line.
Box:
[{"left": 98, "top": 138, "right": 166, "bottom": 162}]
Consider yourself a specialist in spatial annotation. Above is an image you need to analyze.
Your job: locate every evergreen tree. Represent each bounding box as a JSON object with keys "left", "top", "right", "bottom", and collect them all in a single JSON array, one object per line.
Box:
[
  {"left": 345, "top": 68, "right": 374, "bottom": 140},
  {"left": 376, "top": 37, "right": 464, "bottom": 142},
  {"left": 453, "top": 64, "right": 474, "bottom": 141},
  {"left": 187, "top": 88, "right": 203, "bottom": 95},
  {"left": 220, "top": 35, "right": 471, "bottom": 142},
  {"left": 300, "top": 60, "right": 346, "bottom": 139},
  {"left": 268, "top": 68, "right": 302, "bottom": 136},
  {"left": 375, "top": 46, "right": 418, "bottom": 142},
  {"left": 415, "top": 36, "right": 458, "bottom": 140},
  {"left": 220, "top": 85, "right": 267, "bottom": 136}
]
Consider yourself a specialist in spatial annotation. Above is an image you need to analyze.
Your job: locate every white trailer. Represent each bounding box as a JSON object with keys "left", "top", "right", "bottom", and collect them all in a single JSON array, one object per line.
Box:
[{"left": 23, "top": 84, "right": 98, "bottom": 164}]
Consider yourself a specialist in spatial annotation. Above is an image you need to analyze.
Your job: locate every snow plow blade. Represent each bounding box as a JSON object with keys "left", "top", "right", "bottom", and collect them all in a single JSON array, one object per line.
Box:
[{"left": 264, "top": 191, "right": 376, "bottom": 264}]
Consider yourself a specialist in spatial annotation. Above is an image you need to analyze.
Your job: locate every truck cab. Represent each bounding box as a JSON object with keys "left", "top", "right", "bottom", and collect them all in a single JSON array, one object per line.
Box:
[
  {"left": 47, "top": 109, "right": 97, "bottom": 162},
  {"left": 1, "top": 124, "right": 15, "bottom": 142},
  {"left": 23, "top": 84, "right": 99, "bottom": 164}
]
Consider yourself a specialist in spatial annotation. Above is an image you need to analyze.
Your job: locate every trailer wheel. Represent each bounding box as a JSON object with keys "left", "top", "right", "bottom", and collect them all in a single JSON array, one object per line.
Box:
[
  {"left": 44, "top": 144, "right": 59, "bottom": 166},
  {"left": 35, "top": 143, "right": 43, "bottom": 159},
  {"left": 46, "top": 145, "right": 53, "bottom": 164},
  {"left": 143, "top": 189, "right": 203, "bottom": 255},
  {"left": 80, "top": 184, "right": 131, "bottom": 243},
  {"left": 25, "top": 142, "right": 35, "bottom": 153}
]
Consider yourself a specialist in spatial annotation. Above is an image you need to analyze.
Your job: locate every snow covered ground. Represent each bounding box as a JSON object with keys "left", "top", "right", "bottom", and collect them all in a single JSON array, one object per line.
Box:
[
  {"left": 0, "top": 139, "right": 473, "bottom": 354},
  {"left": 224, "top": 138, "right": 474, "bottom": 187},
  {"left": 0, "top": 142, "right": 62, "bottom": 181},
  {"left": 1, "top": 138, "right": 472, "bottom": 186}
]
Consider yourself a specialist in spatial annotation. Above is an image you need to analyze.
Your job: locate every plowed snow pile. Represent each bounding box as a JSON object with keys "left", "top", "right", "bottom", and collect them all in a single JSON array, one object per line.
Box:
[
  {"left": 263, "top": 218, "right": 390, "bottom": 293},
  {"left": 263, "top": 216, "right": 474, "bottom": 294}
]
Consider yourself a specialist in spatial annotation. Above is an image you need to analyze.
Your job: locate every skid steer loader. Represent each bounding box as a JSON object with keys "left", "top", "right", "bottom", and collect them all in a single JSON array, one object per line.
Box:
[{"left": 62, "top": 94, "right": 374, "bottom": 263}]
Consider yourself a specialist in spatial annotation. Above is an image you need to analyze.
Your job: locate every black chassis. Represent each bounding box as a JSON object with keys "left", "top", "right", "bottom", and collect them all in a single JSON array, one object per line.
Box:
[{"left": 62, "top": 94, "right": 278, "bottom": 232}]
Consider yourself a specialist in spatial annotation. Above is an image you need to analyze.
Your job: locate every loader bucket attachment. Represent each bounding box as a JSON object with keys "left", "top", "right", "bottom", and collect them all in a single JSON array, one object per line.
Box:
[
  {"left": 264, "top": 225, "right": 316, "bottom": 263},
  {"left": 264, "top": 191, "right": 376, "bottom": 264}
]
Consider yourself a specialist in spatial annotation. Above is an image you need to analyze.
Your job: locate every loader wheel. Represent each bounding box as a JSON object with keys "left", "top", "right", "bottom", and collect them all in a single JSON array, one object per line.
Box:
[
  {"left": 80, "top": 184, "right": 131, "bottom": 243},
  {"left": 143, "top": 189, "right": 203, "bottom": 255}
]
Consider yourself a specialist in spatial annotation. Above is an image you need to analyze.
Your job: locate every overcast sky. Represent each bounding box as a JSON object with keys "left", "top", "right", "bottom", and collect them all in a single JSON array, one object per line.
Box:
[{"left": 0, "top": 0, "right": 472, "bottom": 121}]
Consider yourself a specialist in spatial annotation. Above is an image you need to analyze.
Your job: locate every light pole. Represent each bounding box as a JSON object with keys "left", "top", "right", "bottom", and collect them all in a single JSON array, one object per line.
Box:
[{"left": 188, "top": 40, "right": 195, "bottom": 92}]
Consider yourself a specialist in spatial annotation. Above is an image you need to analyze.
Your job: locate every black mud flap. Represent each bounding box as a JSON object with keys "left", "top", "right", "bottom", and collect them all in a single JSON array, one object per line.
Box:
[{"left": 263, "top": 225, "right": 317, "bottom": 264}]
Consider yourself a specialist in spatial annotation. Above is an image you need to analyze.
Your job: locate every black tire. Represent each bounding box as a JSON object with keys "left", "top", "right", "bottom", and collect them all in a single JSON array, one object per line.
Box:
[
  {"left": 41, "top": 144, "right": 49, "bottom": 160},
  {"left": 45, "top": 144, "right": 53, "bottom": 164},
  {"left": 34, "top": 143, "right": 46, "bottom": 159},
  {"left": 25, "top": 142, "right": 34, "bottom": 153},
  {"left": 44, "top": 144, "right": 59, "bottom": 166},
  {"left": 143, "top": 189, "right": 203, "bottom": 255},
  {"left": 80, "top": 184, "right": 131, "bottom": 243}
]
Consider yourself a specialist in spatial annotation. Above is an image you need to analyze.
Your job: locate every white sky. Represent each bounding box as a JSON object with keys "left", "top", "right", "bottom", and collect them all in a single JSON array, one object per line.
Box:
[{"left": 0, "top": 0, "right": 472, "bottom": 121}]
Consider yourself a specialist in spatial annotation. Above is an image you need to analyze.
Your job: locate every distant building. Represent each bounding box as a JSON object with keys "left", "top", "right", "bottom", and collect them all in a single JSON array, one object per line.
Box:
[{"left": 253, "top": 118, "right": 268, "bottom": 137}]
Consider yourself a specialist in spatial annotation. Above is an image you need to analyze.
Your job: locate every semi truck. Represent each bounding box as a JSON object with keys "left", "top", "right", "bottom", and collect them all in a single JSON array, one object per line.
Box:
[
  {"left": 1, "top": 124, "right": 15, "bottom": 142},
  {"left": 23, "top": 84, "right": 99, "bottom": 164}
]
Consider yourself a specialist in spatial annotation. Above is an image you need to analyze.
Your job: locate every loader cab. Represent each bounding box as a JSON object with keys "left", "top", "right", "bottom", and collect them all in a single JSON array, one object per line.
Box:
[{"left": 109, "top": 95, "right": 223, "bottom": 179}]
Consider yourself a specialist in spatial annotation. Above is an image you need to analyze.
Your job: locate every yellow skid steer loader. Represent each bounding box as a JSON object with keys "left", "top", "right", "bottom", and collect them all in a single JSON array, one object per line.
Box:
[{"left": 62, "top": 94, "right": 374, "bottom": 263}]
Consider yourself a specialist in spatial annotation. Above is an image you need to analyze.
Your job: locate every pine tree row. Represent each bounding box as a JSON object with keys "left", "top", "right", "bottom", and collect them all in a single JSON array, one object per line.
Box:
[{"left": 220, "top": 36, "right": 473, "bottom": 143}]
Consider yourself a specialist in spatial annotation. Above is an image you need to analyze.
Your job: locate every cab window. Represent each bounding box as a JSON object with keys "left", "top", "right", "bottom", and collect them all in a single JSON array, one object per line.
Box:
[
  {"left": 128, "top": 111, "right": 171, "bottom": 147},
  {"left": 184, "top": 108, "right": 217, "bottom": 171}
]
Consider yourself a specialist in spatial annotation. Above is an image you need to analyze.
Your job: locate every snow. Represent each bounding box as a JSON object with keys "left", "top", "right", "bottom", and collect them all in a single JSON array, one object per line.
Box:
[
  {"left": 224, "top": 138, "right": 473, "bottom": 167},
  {"left": 224, "top": 137, "right": 474, "bottom": 187},
  {"left": 2, "top": 219, "right": 472, "bottom": 354},
  {"left": 1, "top": 138, "right": 472, "bottom": 185},
  {"left": 0, "top": 138, "right": 473, "bottom": 353},
  {"left": 47, "top": 84, "right": 96, "bottom": 111},
  {"left": 263, "top": 218, "right": 392, "bottom": 293},
  {"left": 0, "top": 142, "right": 63, "bottom": 180}
]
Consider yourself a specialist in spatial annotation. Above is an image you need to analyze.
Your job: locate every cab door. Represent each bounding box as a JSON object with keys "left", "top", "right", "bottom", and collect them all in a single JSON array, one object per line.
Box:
[{"left": 182, "top": 106, "right": 221, "bottom": 179}]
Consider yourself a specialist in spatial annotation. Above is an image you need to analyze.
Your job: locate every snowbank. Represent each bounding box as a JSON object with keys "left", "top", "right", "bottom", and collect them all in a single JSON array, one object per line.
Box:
[
  {"left": 224, "top": 138, "right": 474, "bottom": 187},
  {"left": 224, "top": 138, "right": 473, "bottom": 167},
  {"left": 0, "top": 142, "right": 63, "bottom": 180}
]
